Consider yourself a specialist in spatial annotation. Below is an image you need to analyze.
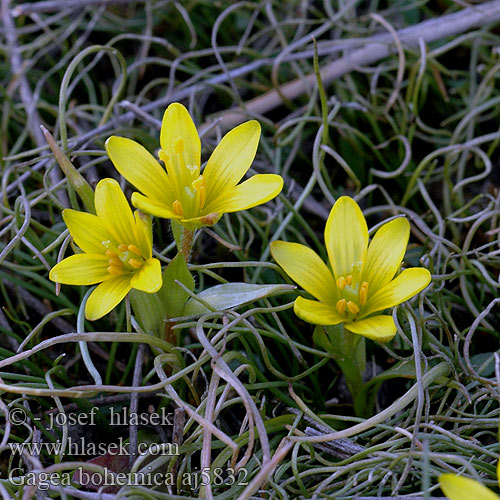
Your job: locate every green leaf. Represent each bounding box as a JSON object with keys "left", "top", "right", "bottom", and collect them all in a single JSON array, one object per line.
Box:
[
  {"left": 129, "top": 289, "right": 167, "bottom": 338},
  {"left": 41, "top": 125, "right": 95, "bottom": 214},
  {"left": 158, "top": 253, "right": 195, "bottom": 318},
  {"left": 182, "top": 283, "right": 295, "bottom": 316},
  {"left": 313, "top": 326, "right": 331, "bottom": 352},
  {"left": 471, "top": 352, "right": 495, "bottom": 377},
  {"left": 170, "top": 220, "right": 183, "bottom": 253}
]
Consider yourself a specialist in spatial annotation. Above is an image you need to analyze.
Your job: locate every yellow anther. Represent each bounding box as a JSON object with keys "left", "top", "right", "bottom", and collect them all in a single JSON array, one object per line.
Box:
[
  {"left": 105, "top": 249, "right": 117, "bottom": 257},
  {"left": 108, "top": 257, "right": 122, "bottom": 267},
  {"left": 172, "top": 200, "right": 184, "bottom": 216},
  {"left": 128, "top": 258, "right": 143, "bottom": 269},
  {"left": 108, "top": 266, "right": 124, "bottom": 276},
  {"left": 359, "top": 281, "right": 369, "bottom": 306},
  {"left": 118, "top": 243, "right": 128, "bottom": 252},
  {"left": 173, "top": 138, "right": 184, "bottom": 154},
  {"left": 347, "top": 301, "right": 360, "bottom": 315},
  {"left": 192, "top": 175, "right": 207, "bottom": 208},
  {"left": 128, "top": 244, "right": 142, "bottom": 256},
  {"left": 336, "top": 298, "right": 347, "bottom": 314},
  {"left": 336, "top": 276, "right": 346, "bottom": 290},
  {"left": 345, "top": 275, "right": 352, "bottom": 285},
  {"left": 159, "top": 150, "right": 170, "bottom": 164}
]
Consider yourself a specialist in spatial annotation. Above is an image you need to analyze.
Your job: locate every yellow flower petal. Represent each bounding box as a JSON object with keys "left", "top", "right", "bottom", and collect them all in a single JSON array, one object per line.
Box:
[
  {"left": 85, "top": 275, "right": 132, "bottom": 320},
  {"left": 325, "top": 197, "right": 368, "bottom": 281},
  {"left": 344, "top": 315, "right": 396, "bottom": 342},
  {"left": 363, "top": 268, "right": 431, "bottom": 316},
  {"left": 497, "top": 459, "right": 500, "bottom": 489},
  {"left": 270, "top": 241, "right": 337, "bottom": 304},
  {"left": 160, "top": 103, "right": 200, "bottom": 171},
  {"left": 131, "top": 192, "right": 180, "bottom": 220},
  {"left": 203, "top": 120, "right": 260, "bottom": 204},
  {"left": 95, "top": 178, "right": 137, "bottom": 245},
  {"left": 49, "top": 254, "right": 111, "bottom": 285},
  {"left": 105, "top": 136, "right": 173, "bottom": 202},
  {"left": 130, "top": 258, "right": 162, "bottom": 293},
  {"left": 62, "top": 209, "right": 112, "bottom": 254},
  {"left": 206, "top": 174, "right": 283, "bottom": 214},
  {"left": 133, "top": 211, "right": 153, "bottom": 258},
  {"left": 294, "top": 297, "right": 344, "bottom": 325},
  {"left": 362, "top": 217, "right": 410, "bottom": 294},
  {"left": 439, "top": 474, "right": 499, "bottom": 500}
]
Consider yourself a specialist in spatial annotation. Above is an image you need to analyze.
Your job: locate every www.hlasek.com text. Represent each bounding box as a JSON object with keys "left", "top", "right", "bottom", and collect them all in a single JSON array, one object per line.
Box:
[{"left": 9, "top": 437, "right": 179, "bottom": 457}]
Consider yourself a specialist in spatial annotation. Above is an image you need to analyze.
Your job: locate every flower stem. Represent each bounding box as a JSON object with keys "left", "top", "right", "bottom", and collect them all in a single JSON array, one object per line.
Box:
[
  {"left": 314, "top": 324, "right": 366, "bottom": 404},
  {"left": 180, "top": 228, "right": 194, "bottom": 262}
]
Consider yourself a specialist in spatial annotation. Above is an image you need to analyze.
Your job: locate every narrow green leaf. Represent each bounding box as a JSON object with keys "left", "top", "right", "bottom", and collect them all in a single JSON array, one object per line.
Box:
[
  {"left": 158, "top": 253, "right": 195, "bottom": 318},
  {"left": 129, "top": 289, "right": 166, "bottom": 338},
  {"left": 182, "top": 283, "right": 295, "bottom": 316},
  {"left": 41, "top": 125, "right": 95, "bottom": 214}
]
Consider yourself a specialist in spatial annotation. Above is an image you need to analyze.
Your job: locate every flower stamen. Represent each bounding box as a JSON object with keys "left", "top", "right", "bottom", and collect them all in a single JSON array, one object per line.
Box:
[
  {"left": 359, "top": 281, "right": 369, "bottom": 306},
  {"left": 173, "top": 200, "right": 184, "bottom": 216},
  {"left": 336, "top": 276, "right": 346, "bottom": 290},
  {"left": 108, "top": 265, "right": 124, "bottom": 275},
  {"left": 127, "top": 244, "right": 142, "bottom": 255},
  {"left": 128, "top": 258, "right": 143, "bottom": 269},
  {"left": 108, "top": 257, "right": 122, "bottom": 267},
  {"left": 345, "top": 275, "right": 352, "bottom": 285},
  {"left": 347, "top": 301, "right": 359, "bottom": 315},
  {"left": 336, "top": 298, "right": 347, "bottom": 314},
  {"left": 159, "top": 150, "right": 169, "bottom": 164},
  {"left": 192, "top": 175, "right": 207, "bottom": 209},
  {"left": 118, "top": 243, "right": 128, "bottom": 252},
  {"left": 173, "top": 138, "right": 184, "bottom": 154}
]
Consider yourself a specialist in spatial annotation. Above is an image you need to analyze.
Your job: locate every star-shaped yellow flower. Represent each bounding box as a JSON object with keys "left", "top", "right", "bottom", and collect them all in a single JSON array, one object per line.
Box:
[
  {"left": 439, "top": 467, "right": 500, "bottom": 500},
  {"left": 49, "top": 178, "right": 162, "bottom": 320},
  {"left": 105, "top": 103, "right": 283, "bottom": 230},
  {"left": 270, "top": 196, "right": 431, "bottom": 341}
]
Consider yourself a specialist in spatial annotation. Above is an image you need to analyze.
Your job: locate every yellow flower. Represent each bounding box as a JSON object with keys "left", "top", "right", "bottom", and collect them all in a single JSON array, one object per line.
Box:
[
  {"left": 270, "top": 196, "right": 431, "bottom": 341},
  {"left": 49, "top": 178, "right": 162, "bottom": 320},
  {"left": 439, "top": 471, "right": 499, "bottom": 500},
  {"left": 105, "top": 102, "right": 283, "bottom": 230}
]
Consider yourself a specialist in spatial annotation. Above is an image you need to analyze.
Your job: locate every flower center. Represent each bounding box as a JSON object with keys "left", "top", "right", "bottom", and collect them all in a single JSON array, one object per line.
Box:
[
  {"left": 104, "top": 242, "right": 145, "bottom": 276},
  {"left": 159, "top": 138, "right": 206, "bottom": 219},
  {"left": 335, "top": 274, "right": 369, "bottom": 320}
]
